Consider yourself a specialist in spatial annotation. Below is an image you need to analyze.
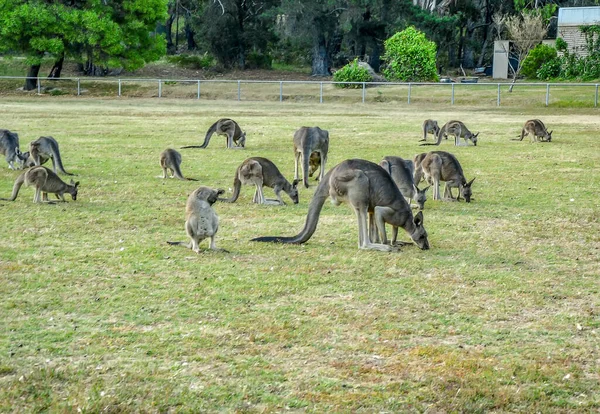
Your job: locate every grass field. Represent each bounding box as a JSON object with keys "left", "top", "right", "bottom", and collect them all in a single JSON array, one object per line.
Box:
[{"left": 1, "top": 96, "right": 599, "bottom": 412}]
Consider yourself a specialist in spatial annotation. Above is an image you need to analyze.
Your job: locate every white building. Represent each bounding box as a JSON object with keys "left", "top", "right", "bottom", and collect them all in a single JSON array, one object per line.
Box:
[{"left": 557, "top": 6, "right": 600, "bottom": 56}]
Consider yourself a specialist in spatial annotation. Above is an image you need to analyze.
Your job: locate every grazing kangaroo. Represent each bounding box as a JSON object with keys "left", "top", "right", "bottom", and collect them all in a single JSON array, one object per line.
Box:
[
  {"left": 219, "top": 157, "right": 299, "bottom": 205},
  {"left": 514, "top": 119, "right": 553, "bottom": 142},
  {"left": 379, "top": 156, "right": 429, "bottom": 209},
  {"left": 167, "top": 187, "right": 226, "bottom": 253},
  {"left": 0, "top": 129, "right": 24, "bottom": 170},
  {"left": 420, "top": 120, "right": 479, "bottom": 147},
  {"left": 159, "top": 148, "right": 197, "bottom": 181},
  {"left": 420, "top": 119, "right": 441, "bottom": 142},
  {"left": 421, "top": 151, "right": 475, "bottom": 203},
  {"left": 293, "top": 126, "right": 329, "bottom": 188},
  {"left": 181, "top": 118, "right": 246, "bottom": 149},
  {"left": 26, "top": 136, "right": 74, "bottom": 175},
  {"left": 1, "top": 166, "right": 79, "bottom": 203},
  {"left": 252, "top": 159, "right": 430, "bottom": 251}
]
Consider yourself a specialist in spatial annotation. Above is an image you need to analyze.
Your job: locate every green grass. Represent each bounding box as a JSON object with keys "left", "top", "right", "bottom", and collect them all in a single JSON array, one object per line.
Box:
[{"left": 1, "top": 97, "right": 599, "bottom": 412}]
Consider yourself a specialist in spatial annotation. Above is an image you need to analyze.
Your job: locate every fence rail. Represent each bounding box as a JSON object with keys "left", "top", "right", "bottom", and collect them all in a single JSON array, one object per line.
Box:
[{"left": 1, "top": 76, "right": 598, "bottom": 108}]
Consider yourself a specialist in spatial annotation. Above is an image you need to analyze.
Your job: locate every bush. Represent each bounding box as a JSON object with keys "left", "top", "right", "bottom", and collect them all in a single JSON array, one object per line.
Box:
[
  {"left": 537, "top": 58, "right": 561, "bottom": 80},
  {"left": 382, "top": 27, "right": 438, "bottom": 82},
  {"left": 521, "top": 44, "right": 557, "bottom": 79},
  {"left": 333, "top": 59, "right": 373, "bottom": 88},
  {"left": 167, "top": 53, "right": 214, "bottom": 70},
  {"left": 245, "top": 51, "right": 272, "bottom": 70}
]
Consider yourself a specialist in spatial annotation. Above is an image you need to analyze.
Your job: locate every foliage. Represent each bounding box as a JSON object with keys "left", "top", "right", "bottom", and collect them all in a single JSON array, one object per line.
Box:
[
  {"left": 521, "top": 44, "right": 556, "bottom": 78},
  {"left": 536, "top": 58, "right": 561, "bottom": 80},
  {"left": 245, "top": 51, "right": 273, "bottom": 70},
  {"left": 167, "top": 53, "right": 214, "bottom": 69},
  {"left": 382, "top": 26, "right": 438, "bottom": 82},
  {"left": 333, "top": 59, "right": 373, "bottom": 88},
  {"left": 549, "top": 28, "right": 600, "bottom": 81}
]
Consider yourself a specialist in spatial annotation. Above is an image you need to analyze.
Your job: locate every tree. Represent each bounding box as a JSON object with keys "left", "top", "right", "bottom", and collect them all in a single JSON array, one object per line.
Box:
[
  {"left": 0, "top": 0, "right": 168, "bottom": 90},
  {"left": 382, "top": 26, "right": 438, "bottom": 81}
]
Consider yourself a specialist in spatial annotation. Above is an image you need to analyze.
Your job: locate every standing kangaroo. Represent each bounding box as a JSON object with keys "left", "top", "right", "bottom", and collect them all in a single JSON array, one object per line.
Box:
[
  {"left": 159, "top": 148, "right": 197, "bottom": 181},
  {"left": 420, "top": 120, "right": 479, "bottom": 147},
  {"left": 219, "top": 157, "right": 299, "bottom": 205},
  {"left": 379, "top": 156, "right": 429, "bottom": 209},
  {"left": 0, "top": 129, "right": 24, "bottom": 170},
  {"left": 420, "top": 119, "right": 441, "bottom": 142},
  {"left": 181, "top": 118, "right": 246, "bottom": 149},
  {"left": 26, "top": 136, "right": 74, "bottom": 175},
  {"left": 514, "top": 119, "right": 553, "bottom": 142},
  {"left": 1, "top": 166, "right": 79, "bottom": 203},
  {"left": 421, "top": 151, "right": 475, "bottom": 202},
  {"left": 252, "top": 159, "right": 430, "bottom": 252},
  {"left": 293, "top": 126, "right": 329, "bottom": 188},
  {"left": 167, "top": 187, "right": 226, "bottom": 253}
]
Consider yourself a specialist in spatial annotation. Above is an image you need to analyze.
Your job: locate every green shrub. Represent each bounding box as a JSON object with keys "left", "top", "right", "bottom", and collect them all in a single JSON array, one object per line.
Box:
[
  {"left": 333, "top": 59, "right": 373, "bottom": 88},
  {"left": 382, "top": 27, "right": 438, "bottom": 82},
  {"left": 245, "top": 51, "right": 272, "bottom": 70},
  {"left": 537, "top": 58, "right": 561, "bottom": 80},
  {"left": 521, "top": 44, "right": 557, "bottom": 79},
  {"left": 167, "top": 53, "right": 214, "bottom": 70}
]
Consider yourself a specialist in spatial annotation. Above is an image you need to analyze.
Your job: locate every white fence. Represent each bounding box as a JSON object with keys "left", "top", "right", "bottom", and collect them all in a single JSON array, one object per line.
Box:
[{"left": 1, "top": 76, "right": 599, "bottom": 107}]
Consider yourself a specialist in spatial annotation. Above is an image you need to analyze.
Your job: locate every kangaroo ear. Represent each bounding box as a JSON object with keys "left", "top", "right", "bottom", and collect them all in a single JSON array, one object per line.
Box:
[
  {"left": 422, "top": 186, "right": 430, "bottom": 193},
  {"left": 216, "top": 188, "right": 225, "bottom": 196},
  {"left": 413, "top": 210, "right": 424, "bottom": 226},
  {"left": 474, "top": 132, "right": 480, "bottom": 138},
  {"left": 74, "top": 181, "right": 80, "bottom": 187},
  {"left": 292, "top": 179, "right": 300, "bottom": 188},
  {"left": 467, "top": 177, "right": 476, "bottom": 186}
]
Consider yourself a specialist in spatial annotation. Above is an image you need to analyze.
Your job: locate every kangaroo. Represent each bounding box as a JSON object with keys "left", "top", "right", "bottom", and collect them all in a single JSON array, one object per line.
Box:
[
  {"left": 251, "top": 159, "right": 430, "bottom": 252},
  {"left": 0, "top": 129, "right": 24, "bottom": 170},
  {"left": 420, "top": 119, "right": 441, "bottom": 142},
  {"left": 379, "top": 156, "right": 429, "bottom": 209},
  {"left": 421, "top": 151, "right": 475, "bottom": 203},
  {"left": 420, "top": 120, "right": 479, "bottom": 147},
  {"left": 219, "top": 157, "right": 299, "bottom": 205},
  {"left": 412, "top": 152, "right": 428, "bottom": 186},
  {"left": 293, "top": 126, "right": 329, "bottom": 188},
  {"left": 1, "top": 166, "right": 79, "bottom": 203},
  {"left": 159, "top": 148, "right": 198, "bottom": 181},
  {"left": 308, "top": 152, "right": 322, "bottom": 180},
  {"left": 181, "top": 118, "right": 245, "bottom": 149},
  {"left": 27, "top": 136, "right": 74, "bottom": 175},
  {"left": 167, "top": 187, "right": 226, "bottom": 253},
  {"left": 514, "top": 119, "right": 553, "bottom": 142}
]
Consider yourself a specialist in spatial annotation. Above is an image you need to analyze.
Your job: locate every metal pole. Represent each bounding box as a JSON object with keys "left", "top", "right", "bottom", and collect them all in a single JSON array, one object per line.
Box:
[
  {"left": 158, "top": 79, "right": 162, "bottom": 98},
  {"left": 37, "top": 77, "right": 41, "bottom": 94},
  {"left": 451, "top": 83, "right": 455, "bottom": 105},
  {"left": 197, "top": 80, "right": 200, "bottom": 100},
  {"left": 77, "top": 78, "right": 81, "bottom": 96},
  {"left": 237, "top": 80, "right": 241, "bottom": 101},
  {"left": 320, "top": 82, "right": 323, "bottom": 103},
  {"left": 280, "top": 81, "right": 283, "bottom": 102},
  {"left": 545, "top": 84, "right": 550, "bottom": 106},
  {"left": 497, "top": 83, "right": 501, "bottom": 106},
  {"left": 118, "top": 79, "right": 122, "bottom": 97},
  {"left": 362, "top": 82, "right": 366, "bottom": 103},
  {"left": 408, "top": 83, "right": 411, "bottom": 104},
  {"left": 595, "top": 84, "right": 598, "bottom": 107}
]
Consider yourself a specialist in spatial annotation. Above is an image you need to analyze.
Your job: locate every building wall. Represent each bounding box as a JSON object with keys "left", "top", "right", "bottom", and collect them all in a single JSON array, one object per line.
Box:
[{"left": 557, "top": 6, "right": 600, "bottom": 57}]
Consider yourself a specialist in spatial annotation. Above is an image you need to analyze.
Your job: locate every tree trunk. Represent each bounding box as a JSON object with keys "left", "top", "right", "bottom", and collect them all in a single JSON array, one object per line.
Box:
[
  {"left": 311, "top": 34, "right": 331, "bottom": 76},
  {"left": 185, "top": 19, "right": 196, "bottom": 50},
  {"left": 24, "top": 64, "right": 41, "bottom": 91},
  {"left": 165, "top": 12, "right": 176, "bottom": 54},
  {"left": 48, "top": 53, "right": 65, "bottom": 79},
  {"left": 369, "top": 41, "right": 382, "bottom": 72}
]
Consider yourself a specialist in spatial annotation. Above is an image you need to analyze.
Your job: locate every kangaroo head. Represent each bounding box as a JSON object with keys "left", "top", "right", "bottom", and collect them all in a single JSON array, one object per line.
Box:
[
  {"left": 546, "top": 130, "right": 553, "bottom": 142},
  {"left": 410, "top": 210, "right": 429, "bottom": 250},
  {"left": 196, "top": 186, "right": 221, "bottom": 204},
  {"left": 414, "top": 185, "right": 429, "bottom": 210},
  {"left": 238, "top": 132, "right": 246, "bottom": 147},
  {"left": 461, "top": 177, "right": 476, "bottom": 203},
  {"left": 69, "top": 180, "right": 80, "bottom": 200},
  {"left": 289, "top": 179, "right": 300, "bottom": 204},
  {"left": 470, "top": 132, "right": 479, "bottom": 146}
]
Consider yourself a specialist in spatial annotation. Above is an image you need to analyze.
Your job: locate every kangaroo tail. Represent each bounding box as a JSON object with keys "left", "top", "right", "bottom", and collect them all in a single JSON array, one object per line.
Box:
[
  {"left": 302, "top": 145, "right": 312, "bottom": 189},
  {"left": 172, "top": 161, "right": 187, "bottom": 181},
  {"left": 420, "top": 127, "right": 444, "bottom": 146},
  {"left": 166, "top": 241, "right": 192, "bottom": 248},
  {"left": 251, "top": 169, "right": 332, "bottom": 244},
  {"left": 218, "top": 173, "right": 242, "bottom": 203},
  {"left": 51, "top": 146, "right": 74, "bottom": 176},
  {"left": 0, "top": 171, "right": 26, "bottom": 201}
]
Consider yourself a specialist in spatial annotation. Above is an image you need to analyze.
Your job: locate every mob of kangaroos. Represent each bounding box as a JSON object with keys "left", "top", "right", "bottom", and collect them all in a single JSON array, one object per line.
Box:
[
  {"left": 514, "top": 119, "right": 553, "bottom": 142},
  {"left": 417, "top": 151, "right": 476, "bottom": 203},
  {"left": 159, "top": 148, "right": 197, "bottom": 181},
  {"left": 182, "top": 118, "right": 246, "bottom": 149},
  {"left": 421, "top": 120, "right": 479, "bottom": 147},
  {"left": 1, "top": 166, "right": 79, "bottom": 203},
  {"left": 23, "top": 136, "right": 75, "bottom": 175},
  {"left": 252, "top": 159, "right": 430, "bottom": 252},
  {"left": 293, "top": 126, "right": 329, "bottom": 188},
  {"left": 219, "top": 157, "right": 299, "bottom": 205},
  {"left": 0, "top": 129, "right": 24, "bottom": 170}
]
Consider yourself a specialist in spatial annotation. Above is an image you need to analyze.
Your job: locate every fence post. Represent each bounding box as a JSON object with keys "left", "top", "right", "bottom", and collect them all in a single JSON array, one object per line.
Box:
[
  {"left": 237, "top": 80, "right": 241, "bottom": 101},
  {"left": 197, "top": 80, "right": 200, "bottom": 99},
  {"left": 118, "top": 79, "right": 122, "bottom": 97},
  {"left": 77, "top": 78, "right": 81, "bottom": 96},
  {"left": 158, "top": 79, "right": 162, "bottom": 98},
  {"left": 37, "top": 77, "right": 41, "bottom": 94},
  {"left": 320, "top": 82, "right": 323, "bottom": 103},
  {"left": 362, "top": 82, "right": 366, "bottom": 103},
  {"left": 280, "top": 81, "right": 283, "bottom": 102},
  {"left": 595, "top": 84, "right": 598, "bottom": 107},
  {"left": 497, "top": 83, "right": 501, "bottom": 106},
  {"left": 408, "top": 83, "right": 411, "bottom": 104},
  {"left": 451, "top": 83, "right": 455, "bottom": 105},
  {"left": 545, "top": 84, "right": 550, "bottom": 106}
]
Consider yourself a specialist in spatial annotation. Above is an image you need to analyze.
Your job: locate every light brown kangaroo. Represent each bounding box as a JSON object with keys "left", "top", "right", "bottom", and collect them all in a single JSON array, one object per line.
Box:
[
  {"left": 26, "top": 136, "right": 74, "bottom": 175},
  {"left": 419, "top": 119, "right": 441, "bottom": 142},
  {"left": 181, "top": 118, "right": 246, "bottom": 149},
  {"left": 252, "top": 159, "right": 430, "bottom": 251},
  {"left": 514, "top": 119, "right": 553, "bottom": 142},
  {"left": 308, "top": 151, "right": 322, "bottom": 180},
  {"left": 293, "top": 126, "right": 329, "bottom": 188},
  {"left": 159, "top": 148, "right": 197, "bottom": 181},
  {"left": 421, "top": 151, "right": 475, "bottom": 202},
  {"left": 1, "top": 166, "right": 79, "bottom": 203},
  {"left": 420, "top": 120, "right": 479, "bottom": 147},
  {"left": 0, "top": 129, "right": 24, "bottom": 170},
  {"left": 219, "top": 157, "right": 299, "bottom": 205}
]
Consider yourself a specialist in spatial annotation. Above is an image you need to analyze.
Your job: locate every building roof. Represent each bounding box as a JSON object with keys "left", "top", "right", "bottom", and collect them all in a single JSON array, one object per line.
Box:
[{"left": 558, "top": 6, "right": 600, "bottom": 27}]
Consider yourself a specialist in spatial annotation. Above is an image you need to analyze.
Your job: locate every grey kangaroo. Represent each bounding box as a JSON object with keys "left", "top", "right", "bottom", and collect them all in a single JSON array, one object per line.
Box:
[
  {"left": 293, "top": 126, "right": 329, "bottom": 188},
  {"left": 26, "top": 136, "right": 74, "bottom": 175},
  {"left": 420, "top": 120, "right": 479, "bottom": 147},
  {"left": 308, "top": 152, "right": 322, "bottom": 180},
  {"left": 0, "top": 129, "right": 24, "bottom": 169},
  {"left": 181, "top": 118, "right": 246, "bottom": 149},
  {"left": 420, "top": 119, "right": 441, "bottom": 142},
  {"left": 379, "top": 156, "right": 429, "bottom": 209},
  {"left": 252, "top": 159, "right": 430, "bottom": 252},
  {"left": 219, "top": 157, "right": 299, "bottom": 205},
  {"left": 514, "top": 119, "right": 553, "bottom": 142},
  {"left": 420, "top": 151, "right": 475, "bottom": 202},
  {"left": 167, "top": 187, "right": 226, "bottom": 253},
  {"left": 159, "top": 148, "right": 197, "bottom": 181},
  {"left": 1, "top": 166, "right": 79, "bottom": 203}
]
